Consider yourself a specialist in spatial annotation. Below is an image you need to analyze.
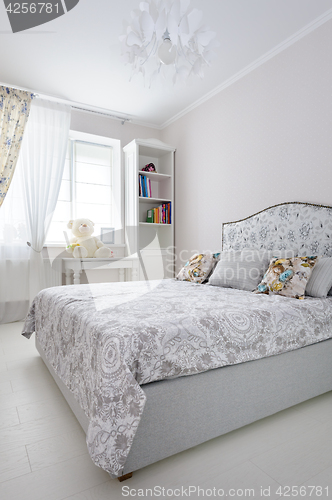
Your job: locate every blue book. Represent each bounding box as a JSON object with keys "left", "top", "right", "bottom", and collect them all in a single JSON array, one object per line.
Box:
[
  {"left": 142, "top": 175, "right": 146, "bottom": 197},
  {"left": 144, "top": 176, "right": 148, "bottom": 197},
  {"left": 139, "top": 175, "right": 143, "bottom": 196}
]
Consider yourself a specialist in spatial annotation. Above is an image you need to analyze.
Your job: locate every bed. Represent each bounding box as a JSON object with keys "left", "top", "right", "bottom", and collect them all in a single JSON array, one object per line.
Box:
[{"left": 22, "top": 202, "right": 332, "bottom": 480}]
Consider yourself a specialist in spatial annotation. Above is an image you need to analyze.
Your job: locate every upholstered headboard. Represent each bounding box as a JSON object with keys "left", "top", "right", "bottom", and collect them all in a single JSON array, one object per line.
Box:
[{"left": 222, "top": 202, "right": 332, "bottom": 256}]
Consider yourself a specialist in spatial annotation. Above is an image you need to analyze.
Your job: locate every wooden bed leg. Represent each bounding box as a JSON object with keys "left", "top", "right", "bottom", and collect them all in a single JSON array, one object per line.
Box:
[{"left": 118, "top": 472, "right": 133, "bottom": 482}]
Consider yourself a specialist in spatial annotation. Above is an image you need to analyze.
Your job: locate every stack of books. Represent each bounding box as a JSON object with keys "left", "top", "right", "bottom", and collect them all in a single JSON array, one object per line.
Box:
[
  {"left": 139, "top": 174, "right": 152, "bottom": 198},
  {"left": 146, "top": 203, "right": 171, "bottom": 224}
]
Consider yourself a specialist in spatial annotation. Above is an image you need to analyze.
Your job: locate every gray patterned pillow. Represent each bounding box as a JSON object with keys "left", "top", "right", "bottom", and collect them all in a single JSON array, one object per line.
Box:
[{"left": 208, "top": 250, "right": 270, "bottom": 291}]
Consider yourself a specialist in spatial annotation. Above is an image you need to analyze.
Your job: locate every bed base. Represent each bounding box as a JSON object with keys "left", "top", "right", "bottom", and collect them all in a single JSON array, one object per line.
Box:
[{"left": 36, "top": 336, "right": 332, "bottom": 479}]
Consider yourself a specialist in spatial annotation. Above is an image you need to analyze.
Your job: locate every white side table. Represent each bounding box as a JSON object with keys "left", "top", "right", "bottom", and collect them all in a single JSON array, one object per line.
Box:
[{"left": 63, "top": 258, "right": 139, "bottom": 285}]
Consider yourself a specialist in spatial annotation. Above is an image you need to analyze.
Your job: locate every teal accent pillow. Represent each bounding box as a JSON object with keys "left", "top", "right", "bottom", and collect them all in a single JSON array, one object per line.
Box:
[
  {"left": 255, "top": 256, "right": 319, "bottom": 299},
  {"left": 177, "top": 252, "right": 220, "bottom": 284}
]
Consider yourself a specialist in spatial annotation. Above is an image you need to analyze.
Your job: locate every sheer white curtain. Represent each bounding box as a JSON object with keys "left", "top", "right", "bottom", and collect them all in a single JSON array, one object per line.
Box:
[
  {"left": 0, "top": 99, "right": 71, "bottom": 323},
  {"left": 0, "top": 155, "right": 29, "bottom": 323},
  {"left": 20, "top": 100, "right": 71, "bottom": 301}
]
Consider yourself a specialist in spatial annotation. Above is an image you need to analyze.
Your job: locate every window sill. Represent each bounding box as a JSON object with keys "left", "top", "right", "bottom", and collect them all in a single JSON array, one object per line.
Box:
[{"left": 45, "top": 243, "right": 126, "bottom": 248}]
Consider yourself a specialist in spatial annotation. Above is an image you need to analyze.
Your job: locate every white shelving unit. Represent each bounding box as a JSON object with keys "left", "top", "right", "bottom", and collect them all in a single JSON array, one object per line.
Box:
[{"left": 124, "top": 138, "right": 175, "bottom": 281}]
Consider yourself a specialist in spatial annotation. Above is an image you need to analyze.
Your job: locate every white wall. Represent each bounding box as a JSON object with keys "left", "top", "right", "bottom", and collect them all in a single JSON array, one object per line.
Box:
[{"left": 161, "top": 20, "right": 332, "bottom": 270}]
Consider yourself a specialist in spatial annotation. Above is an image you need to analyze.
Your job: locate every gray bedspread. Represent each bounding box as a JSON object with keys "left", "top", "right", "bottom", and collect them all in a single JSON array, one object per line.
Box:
[{"left": 22, "top": 279, "right": 332, "bottom": 476}]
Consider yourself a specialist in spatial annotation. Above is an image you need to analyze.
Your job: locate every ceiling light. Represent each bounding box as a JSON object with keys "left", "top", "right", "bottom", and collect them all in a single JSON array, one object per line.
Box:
[
  {"left": 119, "top": 0, "right": 219, "bottom": 85},
  {"left": 158, "top": 32, "right": 177, "bottom": 65}
]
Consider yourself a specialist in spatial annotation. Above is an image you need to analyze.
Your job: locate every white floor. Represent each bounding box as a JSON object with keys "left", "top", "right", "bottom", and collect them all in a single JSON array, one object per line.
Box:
[{"left": 0, "top": 323, "right": 332, "bottom": 500}]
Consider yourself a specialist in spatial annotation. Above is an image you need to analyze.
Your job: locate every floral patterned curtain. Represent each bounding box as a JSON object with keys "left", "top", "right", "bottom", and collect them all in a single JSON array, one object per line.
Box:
[{"left": 0, "top": 86, "right": 33, "bottom": 207}]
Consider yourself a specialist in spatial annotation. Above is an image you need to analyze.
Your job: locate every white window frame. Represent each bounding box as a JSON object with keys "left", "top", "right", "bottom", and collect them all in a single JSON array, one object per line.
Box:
[{"left": 46, "top": 130, "right": 124, "bottom": 247}]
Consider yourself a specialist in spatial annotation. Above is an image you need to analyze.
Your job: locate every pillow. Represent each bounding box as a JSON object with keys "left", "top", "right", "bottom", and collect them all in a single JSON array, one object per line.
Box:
[
  {"left": 208, "top": 250, "right": 270, "bottom": 291},
  {"left": 306, "top": 257, "right": 332, "bottom": 298},
  {"left": 176, "top": 252, "right": 220, "bottom": 284},
  {"left": 255, "top": 256, "right": 319, "bottom": 299}
]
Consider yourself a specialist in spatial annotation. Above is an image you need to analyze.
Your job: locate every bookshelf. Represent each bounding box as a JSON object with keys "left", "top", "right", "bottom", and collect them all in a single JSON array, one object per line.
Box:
[
  {"left": 138, "top": 197, "right": 172, "bottom": 203},
  {"left": 124, "top": 138, "right": 175, "bottom": 281}
]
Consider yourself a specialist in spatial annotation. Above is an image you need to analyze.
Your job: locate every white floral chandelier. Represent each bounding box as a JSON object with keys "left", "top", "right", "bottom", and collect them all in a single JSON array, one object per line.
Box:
[{"left": 119, "top": 0, "right": 218, "bottom": 85}]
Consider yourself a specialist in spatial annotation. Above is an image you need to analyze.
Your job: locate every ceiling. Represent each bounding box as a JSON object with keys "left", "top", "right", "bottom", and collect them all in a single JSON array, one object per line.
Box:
[{"left": 0, "top": 0, "right": 331, "bottom": 128}]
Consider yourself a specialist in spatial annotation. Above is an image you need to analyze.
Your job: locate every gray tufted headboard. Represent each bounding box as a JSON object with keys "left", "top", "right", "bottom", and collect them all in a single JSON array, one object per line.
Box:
[{"left": 222, "top": 202, "right": 332, "bottom": 256}]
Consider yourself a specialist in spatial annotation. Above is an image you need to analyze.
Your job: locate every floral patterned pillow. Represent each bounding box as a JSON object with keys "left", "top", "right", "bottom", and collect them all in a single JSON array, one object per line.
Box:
[
  {"left": 255, "top": 256, "right": 319, "bottom": 299},
  {"left": 176, "top": 252, "right": 220, "bottom": 284}
]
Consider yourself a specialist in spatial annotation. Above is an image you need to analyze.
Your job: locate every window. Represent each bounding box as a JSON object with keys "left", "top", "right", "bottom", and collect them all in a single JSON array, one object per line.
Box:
[{"left": 46, "top": 131, "right": 122, "bottom": 245}]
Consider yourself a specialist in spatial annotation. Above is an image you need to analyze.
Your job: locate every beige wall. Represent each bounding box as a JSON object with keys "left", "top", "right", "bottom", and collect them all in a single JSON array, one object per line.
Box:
[
  {"left": 161, "top": 20, "right": 332, "bottom": 270},
  {"left": 70, "top": 109, "right": 161, "bottom": 145}
]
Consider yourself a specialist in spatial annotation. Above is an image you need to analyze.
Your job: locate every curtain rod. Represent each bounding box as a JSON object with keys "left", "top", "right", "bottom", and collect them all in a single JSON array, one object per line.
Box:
[
  {"left": 1, "top": 82, "right": 132, "bottom": 125},
  {"left": 70, "top": 106, "right": 131, "bottom": 125}
]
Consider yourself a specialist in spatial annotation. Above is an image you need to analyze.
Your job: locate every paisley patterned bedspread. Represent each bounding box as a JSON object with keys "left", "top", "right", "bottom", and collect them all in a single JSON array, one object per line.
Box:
[{"left": 22, "top": 279, "right": 332, "bottom": 476}]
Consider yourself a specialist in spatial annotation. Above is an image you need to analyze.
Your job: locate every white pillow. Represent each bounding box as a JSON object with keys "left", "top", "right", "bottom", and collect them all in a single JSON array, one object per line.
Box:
[{"left": 306, "top": 257, "right": 332, "bottom": 298}]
